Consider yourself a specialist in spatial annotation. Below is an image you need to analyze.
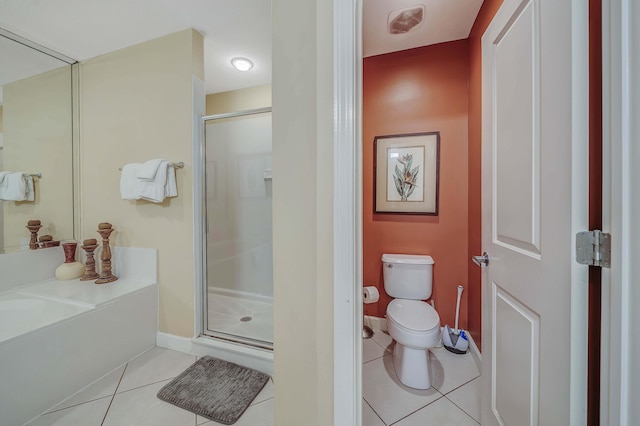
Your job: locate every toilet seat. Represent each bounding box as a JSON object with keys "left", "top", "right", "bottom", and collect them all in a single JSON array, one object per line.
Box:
[{"left": 387, "top": 299, "right": 440, "bottom": 332}]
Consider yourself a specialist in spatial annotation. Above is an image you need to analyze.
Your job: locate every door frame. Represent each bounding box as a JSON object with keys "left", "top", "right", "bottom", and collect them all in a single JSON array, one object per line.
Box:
[
  {"left": 331, "top": 0, "right": 640, "bottom": 423},
  {"left": 332, "top": 0, "right": 621, "bottom": 424},
  {"left": 600, "top": 0, "right": 639, "bottom": 424},
  {"left": 333, "top": 0, "right": 362, "bottom": 425}
]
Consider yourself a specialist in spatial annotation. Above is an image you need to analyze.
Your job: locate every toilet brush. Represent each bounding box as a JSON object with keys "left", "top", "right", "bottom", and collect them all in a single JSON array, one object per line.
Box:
[{"left": 442, "top": 285, "right": 469, "bottom": 354}]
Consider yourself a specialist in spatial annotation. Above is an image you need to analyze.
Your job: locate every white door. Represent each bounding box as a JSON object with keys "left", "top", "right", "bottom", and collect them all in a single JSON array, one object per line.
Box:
[{"left": 480, "top": 0, "right": 589, "bottom": 425}]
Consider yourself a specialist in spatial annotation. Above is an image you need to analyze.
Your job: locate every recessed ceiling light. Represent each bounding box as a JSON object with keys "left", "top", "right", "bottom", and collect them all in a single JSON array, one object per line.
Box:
[{"left": 231, "top": 57, "right": 254, "bottom": 71}]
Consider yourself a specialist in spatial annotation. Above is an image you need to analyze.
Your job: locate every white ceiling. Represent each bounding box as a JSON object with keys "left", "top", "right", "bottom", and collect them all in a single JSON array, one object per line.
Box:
[
  {"left": 0, "top": 0, "right": 482, "bottom": 99},
  {"left": 363, "top": 0, "right": 484, "bottom": 57},
  {"left": 0, "top": 32, "right": 73, "bottom": 103},
  {"left": 0, "top": 0, "right": 272, "bottom": 95}
]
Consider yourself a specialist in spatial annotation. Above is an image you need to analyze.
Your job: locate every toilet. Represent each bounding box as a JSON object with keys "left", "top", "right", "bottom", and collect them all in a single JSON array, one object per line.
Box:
[{"left": 383, "top": 253, "right": 440, "bottom": 389}]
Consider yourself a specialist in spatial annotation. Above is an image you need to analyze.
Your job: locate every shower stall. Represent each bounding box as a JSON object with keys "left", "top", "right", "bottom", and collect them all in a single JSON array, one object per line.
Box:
[{"left": 200, "top": 108, "right": 273, "bottom": 349}]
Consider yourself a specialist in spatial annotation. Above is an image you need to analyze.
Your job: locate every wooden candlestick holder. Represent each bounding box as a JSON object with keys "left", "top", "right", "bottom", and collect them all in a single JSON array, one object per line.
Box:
[
  {"left": 95, "top": 224, "right": 118, "bottom": 284},
  {"left": 80, "top": 238, "right": 100, "bottom": 281},
  {"left": 26, "top": 220, "right": 42, "bottom": 250}
]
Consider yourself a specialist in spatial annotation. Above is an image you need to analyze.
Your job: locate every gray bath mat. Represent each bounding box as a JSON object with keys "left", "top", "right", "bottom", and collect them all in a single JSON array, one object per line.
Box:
[{"left": 157, "top": 356, "right": 270, "bottom": 425}]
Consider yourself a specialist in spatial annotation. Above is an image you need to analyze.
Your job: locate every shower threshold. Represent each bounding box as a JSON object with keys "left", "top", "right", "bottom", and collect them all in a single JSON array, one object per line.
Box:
[{"left": 192, "top": 334, "right": 273, "bottom": 375}]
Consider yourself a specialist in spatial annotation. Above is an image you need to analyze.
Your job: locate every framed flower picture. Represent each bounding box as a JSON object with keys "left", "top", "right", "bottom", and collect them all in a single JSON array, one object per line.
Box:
[{"left": 374, "top": 132, "right": 440, "bottom": 215}]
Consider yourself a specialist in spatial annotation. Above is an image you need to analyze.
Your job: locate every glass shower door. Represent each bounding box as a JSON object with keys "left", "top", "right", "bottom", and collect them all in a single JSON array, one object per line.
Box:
[{"left": 203, "top": 109, "right": 273, "bottom": 348}]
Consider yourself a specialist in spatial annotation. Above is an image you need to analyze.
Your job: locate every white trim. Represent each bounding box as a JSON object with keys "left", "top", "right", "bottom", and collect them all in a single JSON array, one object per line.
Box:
[
  {"left": 334, "top": 0, "right": 362, "bottom": 425},
  {"left": 155, "top": 332, "right": 274, "bottom": 376},
  {"left": 156, "top": 331, "right": 193, "bottom": 354},
  {"left": 192, "top": 76, "right": 206, "bottom": 338},
  {"left": 191, "top": 337, "right": 273, "bottom": 376},
  {"left": 601, "top": 1, "right": 619, "bottom": 424},
  {"left": 364, "top": 315, "right": 386, "bottom": 332},
  {"left": 467, "top": 331, "right": 482, "bottom": 373},
  {"left": 602, "top": 0, "right": 638, "bottom": 424},
  {"left": 363, "top": 318, "right": 481, "bottom": 372}
]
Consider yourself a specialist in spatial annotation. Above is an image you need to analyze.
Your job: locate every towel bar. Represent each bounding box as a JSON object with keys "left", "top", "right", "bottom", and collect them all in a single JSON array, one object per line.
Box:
[{"left": 118, "top": 161, "right": 184, "bottom": 171}]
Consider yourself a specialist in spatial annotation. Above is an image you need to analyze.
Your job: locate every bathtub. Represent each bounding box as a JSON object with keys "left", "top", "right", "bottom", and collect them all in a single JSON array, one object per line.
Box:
[
  {"left": 0, "top": 247, "right": 157, "bottom": 426},
  {"left": 0, "top": 292, "right": 91, "bottom": 343}
]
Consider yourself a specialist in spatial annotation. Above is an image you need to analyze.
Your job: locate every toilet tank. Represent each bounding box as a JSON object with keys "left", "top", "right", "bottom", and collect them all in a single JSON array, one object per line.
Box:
[{"left": 382, "top": 254, "right": 434, "bottom": 300}]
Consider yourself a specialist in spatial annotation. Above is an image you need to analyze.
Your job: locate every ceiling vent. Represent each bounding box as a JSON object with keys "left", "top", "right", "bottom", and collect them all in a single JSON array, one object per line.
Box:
[{"left": 388, "top": 6, "right": 425, "bottom": 35}]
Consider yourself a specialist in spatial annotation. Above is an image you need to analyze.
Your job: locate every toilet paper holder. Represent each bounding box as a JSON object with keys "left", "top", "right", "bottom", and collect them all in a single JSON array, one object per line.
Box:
[{"left": 363, "top": 286, "right": 379, "bottom": 339}]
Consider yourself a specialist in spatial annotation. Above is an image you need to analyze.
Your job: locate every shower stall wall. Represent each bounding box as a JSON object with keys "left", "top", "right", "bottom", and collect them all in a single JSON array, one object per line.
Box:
[{"left": 202, "top": 108, "right": 273, "bottom": 348}]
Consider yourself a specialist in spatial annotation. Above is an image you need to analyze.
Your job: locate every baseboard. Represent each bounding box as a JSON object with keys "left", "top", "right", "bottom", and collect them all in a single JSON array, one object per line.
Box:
[
  {"left": 156, "top": 331, "right": 193, "bottom": 354},
  {"left": 366, "top": 316, "right": 482, "bottom": 370},
  {"left": 467, "top": 332, "right": 482, "bottom": 371},
  {"left": 364, "top": 315, "right": 387, "bottom": 332}
]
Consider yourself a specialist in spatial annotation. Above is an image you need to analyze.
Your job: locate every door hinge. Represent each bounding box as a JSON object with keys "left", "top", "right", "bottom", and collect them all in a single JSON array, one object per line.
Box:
[{"left": 576, "top": 230, "right": 611, "bottom": 268}]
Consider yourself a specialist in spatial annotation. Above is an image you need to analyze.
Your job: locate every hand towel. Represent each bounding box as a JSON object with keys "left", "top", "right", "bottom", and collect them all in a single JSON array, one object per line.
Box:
[
  {"left": 165, "top": 164, "right": 177, "bottom": 198},
  {"left": 139, "top": 160, "right": 168, "bottom": 203},
  {"left": 120, "top": 163, "right": 144, "bottom": 200},
  {"left": 23, "top": 175, "right": 35, "bottom": 201},
  {"left": 136, "top": 159, "right": 165, "bottom": 181},
  {"left": 0, "top": 172, "right": 28, "bottom": 201}
]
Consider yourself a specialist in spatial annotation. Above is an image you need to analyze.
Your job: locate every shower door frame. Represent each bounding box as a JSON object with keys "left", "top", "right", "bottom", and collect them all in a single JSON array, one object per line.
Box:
[{"left": 197, "top": 107, "right": 274, "bottom": 350}]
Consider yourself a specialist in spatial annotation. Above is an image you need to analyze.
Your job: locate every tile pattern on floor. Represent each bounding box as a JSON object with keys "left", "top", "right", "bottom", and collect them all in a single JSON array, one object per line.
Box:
[
  {"left": 29, "top": 347, "right": 274, "bottom": 426},
  {"left": 28, "top": 326, "right": 476, "bottom": 425},
  {"left": 362, "top": 328, "right": 480, "bottom": 426}
]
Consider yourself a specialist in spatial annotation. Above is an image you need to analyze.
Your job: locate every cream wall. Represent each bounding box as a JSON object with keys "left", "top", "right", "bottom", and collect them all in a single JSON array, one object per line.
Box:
[
  {"left": 2, "top": 67, "right": 74, "bottom": 248},
  {"left": 79, "top": 29, "right": 204, "bottom": 337},
  {"left": 205, "top": 84, "right": 271, "bottom": 115},
  {"left": 272, "top": 0, "right": 334, "bottom": 424},
  {"left": 0, "top": 106, "right": 3, "bottom": 247}
]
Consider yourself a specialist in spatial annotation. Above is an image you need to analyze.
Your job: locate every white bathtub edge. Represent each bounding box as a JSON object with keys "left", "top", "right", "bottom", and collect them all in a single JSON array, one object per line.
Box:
[{"left": 3, "top": 285, "right": 157, "bottom": 426}]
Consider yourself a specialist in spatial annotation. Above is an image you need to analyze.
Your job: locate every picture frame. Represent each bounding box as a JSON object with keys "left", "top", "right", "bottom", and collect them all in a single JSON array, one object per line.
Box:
[{"left": 374, "top": 132, "right": 440, "bottom": 215}]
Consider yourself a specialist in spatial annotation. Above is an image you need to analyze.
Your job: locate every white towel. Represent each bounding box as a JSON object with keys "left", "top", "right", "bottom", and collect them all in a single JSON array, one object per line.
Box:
[
  {"left": 136, "top": 159, "right": 165, "bottom": 181},
  {"left": 24, "top": 175, "right": 35, "bottom": 201},
  {"left": 0, "top": 172, "right": 29, "bottom": 201},
  {"left": 139, "top": 160, "right": 168, "bottom": 203},
  {"left": 120, "top": 161, "right": 178, "bottom": 203},
  {"left": 165, "top": 164, "right": 177, "bottom": 198},
  {"left": 120, "top": 163, "right": 144, "bottom": 200}
]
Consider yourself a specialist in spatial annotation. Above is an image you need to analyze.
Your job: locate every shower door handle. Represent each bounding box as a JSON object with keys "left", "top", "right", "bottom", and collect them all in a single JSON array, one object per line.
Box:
[{"left": 472, "top": 252, "right": 490, "bottom": 267}]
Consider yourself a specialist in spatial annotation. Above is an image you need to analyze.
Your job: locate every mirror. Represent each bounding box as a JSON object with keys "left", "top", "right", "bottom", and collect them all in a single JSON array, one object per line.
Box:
[{"left": 0, "top": 29, "right": 77, "bottom": 253}]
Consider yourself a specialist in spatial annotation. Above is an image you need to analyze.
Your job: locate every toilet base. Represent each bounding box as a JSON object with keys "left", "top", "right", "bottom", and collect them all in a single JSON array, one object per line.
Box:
[{"left": 392, "top": 343, "right": 431, "bottom": 389}]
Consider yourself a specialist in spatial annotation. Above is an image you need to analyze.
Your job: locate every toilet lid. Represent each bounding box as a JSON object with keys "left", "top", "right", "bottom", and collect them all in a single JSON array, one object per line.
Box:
[{"left": 387, "top": 299, "right": 440, "bottom": 332}]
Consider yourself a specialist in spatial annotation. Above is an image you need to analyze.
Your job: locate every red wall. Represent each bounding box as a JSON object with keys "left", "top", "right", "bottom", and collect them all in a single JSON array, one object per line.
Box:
[
  {"left": 363, "top": 40, "right": 470, "bottom": 330},
  {"left": 467, "top": 0, "right": 504, "bottom": 351}
]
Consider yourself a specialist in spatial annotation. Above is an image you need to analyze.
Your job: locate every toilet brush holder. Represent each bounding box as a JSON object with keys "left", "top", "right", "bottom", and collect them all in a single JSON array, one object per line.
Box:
[{"left": 443, "top": 285, "right": 469, "bottom": 354}]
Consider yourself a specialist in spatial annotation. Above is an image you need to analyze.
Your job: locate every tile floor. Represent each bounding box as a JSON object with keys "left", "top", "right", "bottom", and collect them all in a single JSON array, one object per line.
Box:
[
  {"left": 362, "top": 327, "right": 480, "bottom": 426},
  {"left": 27, "top": 347, "right": 274, "bottom": 426},
  {"left": 27, "top": 325, "right": 479, "bottom": 426}
]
